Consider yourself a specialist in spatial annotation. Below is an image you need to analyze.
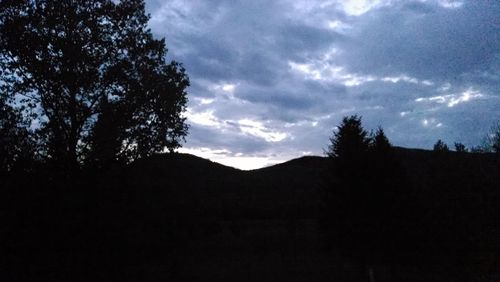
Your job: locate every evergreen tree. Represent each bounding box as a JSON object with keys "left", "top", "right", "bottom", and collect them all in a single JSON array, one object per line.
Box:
[
  {"left": 325, "top": 115, "right": 377, "bottom": 279},
  {"left": 325, "top": 118, "right": 413, "bottom": 280},
  {"left": 370, "top": 126, "right": 392, "bottom": 153},
  {"left": 327, "top": 115, "right": 370, "bottom": 160}
]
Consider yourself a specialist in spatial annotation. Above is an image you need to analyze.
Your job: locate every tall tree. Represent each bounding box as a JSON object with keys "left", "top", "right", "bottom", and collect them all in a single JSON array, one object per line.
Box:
[
  {"left": 325, "top": 115, "right": 376, "bottom": 280},
  {"left": 0, "top": 0, "right": 188, "bottom": 172},
  {"left": 370, "top": 126, "right": 392, "bottom": 154},
  {"left": 326, "top": 118, "right": 414, "bottom": 281},
  {"left": 326, "top": 115, "right": 370, "bottom": 161}
]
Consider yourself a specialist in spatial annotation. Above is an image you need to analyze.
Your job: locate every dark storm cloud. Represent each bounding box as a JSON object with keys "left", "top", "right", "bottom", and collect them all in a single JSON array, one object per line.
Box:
[
  {"left": 338, "top": 1, "right": 500, "bottom": 80},
  {"left": 234, "top": 80, "right": 347, "bottom": 114},
  {"left": 275, "top": 24, "right": 345, "bottom": 58},
  {"left": 145, "top": 0, "right": 500, "bottom": 168}
]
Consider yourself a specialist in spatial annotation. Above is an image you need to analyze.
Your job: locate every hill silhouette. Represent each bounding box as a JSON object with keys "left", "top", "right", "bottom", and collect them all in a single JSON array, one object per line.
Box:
[{"left": 2, "top": 148, "right": 500, "bottom": 281}]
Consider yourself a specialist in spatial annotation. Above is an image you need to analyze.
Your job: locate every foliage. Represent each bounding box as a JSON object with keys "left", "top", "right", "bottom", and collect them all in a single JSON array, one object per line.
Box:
[
  {"left": 487, "top": 121, "right": 500, "bottom": 153},
  {"left": 326, "top": 115, "right": 370, "bottom": 160},
  {"left": 465, "top": 122, "right": 500, "bottom": 154},
  {"left": 0, "top": 0, "right": 189, "bottom": 172},
  {"left": 433, "top": 139, "right": 449, "bottom": 152},
  {"left": 370, "top": 126, "right": 392, "bottom": 153},
  {"left": 325, "top": 116, "right": 412, "bottom": 274},
  {"left": 0, "top": 94, "right": 36, "bottom": 172},
  {"left": 454, "top": 142, "right": 467, "bottom": 153}
]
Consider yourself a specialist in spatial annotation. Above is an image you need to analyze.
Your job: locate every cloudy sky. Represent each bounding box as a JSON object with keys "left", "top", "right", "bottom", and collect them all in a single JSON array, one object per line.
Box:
[{"left": 145, "top": 0, "right": 499, "bottom": 169}]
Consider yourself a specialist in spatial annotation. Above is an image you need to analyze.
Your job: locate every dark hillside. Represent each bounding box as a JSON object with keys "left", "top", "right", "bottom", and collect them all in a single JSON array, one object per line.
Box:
[
  {"left": 258, "top": 155, "right": 329, "bottom": 171},
  {"left": 2, "top": 149, "right": 500, "bottom": 281},
  {"left": 115, "top": 154, "right": 328, "bottom": 220},
  {"left": 393, "top": 148, "right": 500, "bottom": 260}
]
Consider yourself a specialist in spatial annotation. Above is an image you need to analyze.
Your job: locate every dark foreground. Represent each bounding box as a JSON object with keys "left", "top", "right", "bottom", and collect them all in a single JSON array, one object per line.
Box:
[{"left": 2, "top": 149, "right": 500, "bottom": 281}]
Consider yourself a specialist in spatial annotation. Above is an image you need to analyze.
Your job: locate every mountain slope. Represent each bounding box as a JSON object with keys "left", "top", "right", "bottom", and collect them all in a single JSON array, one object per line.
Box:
[{"left": 3, "top": 148, "right": 500, "bottom": 281}]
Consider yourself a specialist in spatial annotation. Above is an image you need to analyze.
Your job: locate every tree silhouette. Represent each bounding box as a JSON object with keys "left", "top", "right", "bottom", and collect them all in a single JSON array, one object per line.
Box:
[
  {"left": 326, "top": 115, "right": 370, "bottom": 161},
  {"left": 487, "top": 121, "right": 500, "bottom": 153},
  {"left": 0, "top": 94, "right": 35, "bottom": 173},
  {"left": 326, "top": 115, "right": 382, "bottom": 281},
  {"left": 84, "top": 95, "right": 125, "bottom": 169},
  {"left": 454, "top": 142, "right": 467, "bottom": 153},
  {"left": 433, "top": 139, "right": 449, "bottom": 152},
  {"left": 0, "top": 0, "right": 188, "bottom": 172},
  {"left": 369, "top": 126, "right": 394, "bottom": 183},
  {"left": 370, "top": 126, "right": 392, "bottom": 154},
  {"left": 325, "top": 118, "right": 416, "bottom": 281}
]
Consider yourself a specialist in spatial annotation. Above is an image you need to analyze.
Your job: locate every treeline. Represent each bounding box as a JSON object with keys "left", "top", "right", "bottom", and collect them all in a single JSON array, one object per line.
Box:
[
  {"left": 430, "top": 122, "right": 500, "bottom": 153},
  {"left": 323, "top": 115, "right": 500, "bottom": 280},
  {"left": 433, "top": 120, "right": 500, "bottom": 153}
]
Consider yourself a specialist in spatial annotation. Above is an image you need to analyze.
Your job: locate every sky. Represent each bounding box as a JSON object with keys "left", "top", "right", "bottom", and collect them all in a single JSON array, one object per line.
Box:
[{"left": 145, "top": 0, "right": 500, "bottom": 170}]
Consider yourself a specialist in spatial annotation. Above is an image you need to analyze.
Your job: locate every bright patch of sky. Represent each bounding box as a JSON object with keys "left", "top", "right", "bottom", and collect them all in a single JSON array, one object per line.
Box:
[
  {"left": 177, "top": 147, "right": 287, "bottom": 170},
  {"left": 339, "top": 0, "right": 388, "bottom": 16},
  {"left": 238, "top": 119, "right": 288, "bottom": 143},
  {"left": 415, "top": 88, "right": 484, "bottom": 108}
]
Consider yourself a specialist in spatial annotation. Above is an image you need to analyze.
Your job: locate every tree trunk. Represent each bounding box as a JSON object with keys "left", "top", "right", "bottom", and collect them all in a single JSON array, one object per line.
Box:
[
  {"left": 67, "top": 135, "right": 79, "bottom": 174},
  {"left": 67, "top": 87, "right": 80, "bottom": 175},
  {"left": 368, "top": 265, "right": 375, "bottom": 282}
]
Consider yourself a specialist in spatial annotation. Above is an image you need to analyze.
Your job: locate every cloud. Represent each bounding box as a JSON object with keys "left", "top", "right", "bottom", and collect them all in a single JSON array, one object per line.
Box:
[
  {"left": 415, "top": 88, "right": 484, "bottom": 108},
  {"left": 146, "top": 0, "right": 500, "bottom": 168},
  {"left": 238, "top": 119, "right": 288, "bottom": 142},
  {"left": 336, "top": 1, "right": 500, "bottom": 80}
]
